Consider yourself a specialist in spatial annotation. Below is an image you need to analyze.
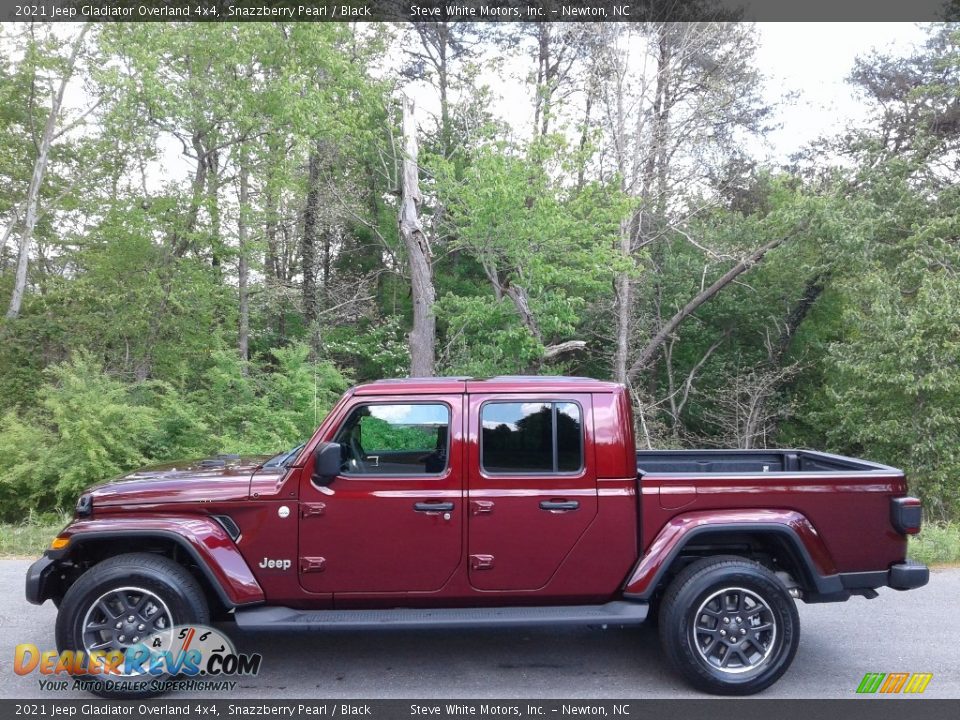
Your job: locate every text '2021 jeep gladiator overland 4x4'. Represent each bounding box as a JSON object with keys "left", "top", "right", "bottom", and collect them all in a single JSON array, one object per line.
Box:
[{"left": 26, "top": 376, "right": 928, "bottom": 695}]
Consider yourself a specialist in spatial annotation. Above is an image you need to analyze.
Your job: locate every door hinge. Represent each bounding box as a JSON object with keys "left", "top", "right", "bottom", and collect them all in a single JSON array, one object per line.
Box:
[
  {"left": 300, "top": 556, "right": 327, "bottom": 573},
  {"left": 470, "top": 554, "right": 495, "bottom": 570},
  {"left": 470, "top": 500, "right": 495, "bottom": 516},
  {"left": 301, "top": 502, "right": 326, "bottom": 518}
]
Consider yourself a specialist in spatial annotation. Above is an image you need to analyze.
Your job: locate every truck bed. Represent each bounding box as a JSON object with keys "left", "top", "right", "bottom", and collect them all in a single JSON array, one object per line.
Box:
[{"left": 636, "top": 449, "right": 897, "bottom": 475}]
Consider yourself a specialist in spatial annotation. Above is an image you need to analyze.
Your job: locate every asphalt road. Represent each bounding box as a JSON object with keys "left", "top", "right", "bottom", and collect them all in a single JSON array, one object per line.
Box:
[{"left": 0, "top": 559, "right": 956, "bottom": 700}]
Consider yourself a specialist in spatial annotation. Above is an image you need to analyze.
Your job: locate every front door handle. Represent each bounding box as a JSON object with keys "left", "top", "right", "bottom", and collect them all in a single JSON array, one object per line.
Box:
[
  {"left": 539, "top": 500, "right": 580, "bottom": 511},
  {"left": 414, "top": 501, "right": 454, "bottom": 513}
]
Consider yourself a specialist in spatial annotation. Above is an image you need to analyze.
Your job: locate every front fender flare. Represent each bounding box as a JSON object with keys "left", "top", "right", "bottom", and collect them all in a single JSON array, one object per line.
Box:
[
  {"left": 622, "top": 509, "right": 841, "bottom": 600},
  {"left": 47, "top": 515, "right": 264, "bottom": 608}
]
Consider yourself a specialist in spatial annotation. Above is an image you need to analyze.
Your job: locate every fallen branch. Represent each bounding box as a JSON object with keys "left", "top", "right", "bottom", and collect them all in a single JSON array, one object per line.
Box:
[{"left": 626, "top": 229, "right": 798, "bottom": 382}]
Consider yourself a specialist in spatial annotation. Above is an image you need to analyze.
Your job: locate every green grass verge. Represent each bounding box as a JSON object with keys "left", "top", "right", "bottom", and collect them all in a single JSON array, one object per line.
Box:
[
  {"left": 1, "top": 518, "right": 959, "bottom": 565},
  {"left": 908, "top": 521, "right": 960, "bottom": 566},
  {"left": 0, "top": 518, "right": 69, "bottom": 558}
]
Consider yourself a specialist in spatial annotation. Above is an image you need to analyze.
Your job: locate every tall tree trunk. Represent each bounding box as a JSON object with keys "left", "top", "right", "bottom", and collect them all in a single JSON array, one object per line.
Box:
[
  {"left": 639, "top": 24, "right": 673, "bottom": 394},
  {"left": 302, "top": 144, "right": 321, "bottom": 354},
  {"left": 207, "top": 147, "right": 222, "bottom": 276},
  {"left": 437, "top": 23, "right": 451, "bottom": 158},
  {"left": 237, "top": 149, "right": 250, "bottom": 371},
  {"left": 613, "top": 217, "right": 632, "bottom": 385},
  {"left": 575, "top": 91, "right": 593, "bottom": 193},
  {"left": 1, "top": 211, "right": 20, "bottom": 273},
  {"left": 322, "top": 228, "right": 331, "bottom": 294},
  {"left": 264, "top": 160, "right": 280, "bottom": 281},
  {"left": 263, "top": 149, "right": 284, "bottom": 341},
  {"left": 6, "top": 25, "right": 88, "bottom": 320},
  {"left": 399, "top": 95, "right": 436, "bottom": 377},
  {"left": 531, "top": 24, "right": 557, "bottom": 140}
]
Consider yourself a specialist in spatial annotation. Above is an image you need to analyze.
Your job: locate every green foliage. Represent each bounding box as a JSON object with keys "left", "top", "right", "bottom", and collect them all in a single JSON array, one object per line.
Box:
[
  {"left": 0, "top": 354, "right": 158, "bottom": 518},
  {"left": 0, "top": 409, "right": 58, "bottom": 519},
  {"left": 40, "top": 354, "right": 159, "bottom": 501},
  {"left": 1, "top": 21, "right": 959, "bottom": 525},
  {"left": 431, "top": 140, "right": 631, "bottom": 374},
  {"left": 188, "top": 344, "right": 349, "bottom": 455},
  {"left": 360, "top": 417, "right": 436, "bottom": 452},
  {"left": 909, "top": 522, "right": 960, "bottom": 566},
  {"left": 326, "top": 317, "right": 411, "bottom": 380},
  {"left": 0, "top": 347, "right": 348, "bottom": 520},
  {"left": 794, "top": 235, "right": 960, "bottom": 518}
]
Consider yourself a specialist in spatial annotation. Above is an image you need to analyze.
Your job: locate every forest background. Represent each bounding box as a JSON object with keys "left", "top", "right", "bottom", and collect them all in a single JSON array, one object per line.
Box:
[{"left": 0, "top": 20, "right": 958, "bottom": 560}]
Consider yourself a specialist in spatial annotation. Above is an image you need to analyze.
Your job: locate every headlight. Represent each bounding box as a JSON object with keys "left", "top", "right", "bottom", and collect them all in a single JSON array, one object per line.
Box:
[{"left": 75, "top": 493, "right": 92, "bottom": 517}]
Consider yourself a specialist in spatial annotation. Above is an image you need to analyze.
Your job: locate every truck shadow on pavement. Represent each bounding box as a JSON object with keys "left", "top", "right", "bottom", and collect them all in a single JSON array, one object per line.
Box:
[{"left": 218, "top": 623, "right": 687, "bottom": 697}]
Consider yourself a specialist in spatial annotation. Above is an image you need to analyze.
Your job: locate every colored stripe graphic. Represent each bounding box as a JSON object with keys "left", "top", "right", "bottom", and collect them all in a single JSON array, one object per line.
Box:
[
  {"left": 903, "top": 673, "right": 933, "bottom": 694},
  {"left": 857, "top": 673, "right": 885, "bottom": 693},
  {"left": 856, "top": 672, "right": 932, "bottom": 694},
  {"left": 880, "top": 672, "right": 910, "bottom": 693}
]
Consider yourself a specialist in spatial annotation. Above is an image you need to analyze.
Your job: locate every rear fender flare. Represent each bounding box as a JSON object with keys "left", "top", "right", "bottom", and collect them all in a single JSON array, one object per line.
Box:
[
  {"left": 623, "top": 509, "right": 841, "bottom": 599},
  {"left": 49, "top": 516, "right": 264, "bottom": 608}
]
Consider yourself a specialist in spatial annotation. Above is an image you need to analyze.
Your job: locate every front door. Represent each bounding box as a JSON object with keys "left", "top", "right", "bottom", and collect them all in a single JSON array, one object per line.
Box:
[
  {"left": 298, "top": 395, "right": 463, "bottom": 594},
  {"left": 466, "top": 393, "right": 597, "bottom": 591}
]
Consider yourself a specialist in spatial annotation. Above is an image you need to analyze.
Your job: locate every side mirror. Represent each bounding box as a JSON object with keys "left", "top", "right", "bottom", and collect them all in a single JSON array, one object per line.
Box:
[{"left": 311, "top": 442, "right": 343, "bottom": 486}]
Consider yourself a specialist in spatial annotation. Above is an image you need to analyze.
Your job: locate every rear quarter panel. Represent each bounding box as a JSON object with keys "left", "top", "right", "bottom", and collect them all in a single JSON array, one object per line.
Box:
[{"left": 639, "top": 470, "right": 909, "bottom": 573}]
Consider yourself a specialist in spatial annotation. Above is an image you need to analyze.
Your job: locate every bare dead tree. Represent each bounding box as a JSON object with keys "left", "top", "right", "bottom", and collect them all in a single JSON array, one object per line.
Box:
[
  {"left": 703, "top": 362, "right": 802, "bottom": 449},
  {"left": 398, "top": 95, "right": 436, "bottom": 377}
]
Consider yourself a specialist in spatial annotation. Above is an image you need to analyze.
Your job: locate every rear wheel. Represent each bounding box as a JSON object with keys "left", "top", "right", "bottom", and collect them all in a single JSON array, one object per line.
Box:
[
  {"left": 56, "top": 552, "right": 209, "bottom": 698},
  {"left": 658, "top": 556, "right": 799, "bottom": 695}
]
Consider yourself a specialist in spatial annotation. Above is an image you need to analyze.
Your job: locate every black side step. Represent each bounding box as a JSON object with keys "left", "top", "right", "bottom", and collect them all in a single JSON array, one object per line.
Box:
[{"left": 233, "top": 601, "right": 648, "bottom": 631}]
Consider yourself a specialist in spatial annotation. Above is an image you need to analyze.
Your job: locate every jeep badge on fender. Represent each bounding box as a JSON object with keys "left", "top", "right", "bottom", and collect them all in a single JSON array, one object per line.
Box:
[
  {"left": 25, "top": 376, "right": 929, "bottom": 698},
  {"left": 259, "top": 558, "right": 292, "bottom": 570}
]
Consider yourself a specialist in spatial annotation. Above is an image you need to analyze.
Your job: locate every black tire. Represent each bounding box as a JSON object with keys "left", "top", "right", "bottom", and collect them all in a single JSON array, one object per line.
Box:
[
  {"left": 56, "top": 552, "right": 209, "bottom": 699},
  {"left": 658, "top": 555, "right": 799, "bottom": 695}
]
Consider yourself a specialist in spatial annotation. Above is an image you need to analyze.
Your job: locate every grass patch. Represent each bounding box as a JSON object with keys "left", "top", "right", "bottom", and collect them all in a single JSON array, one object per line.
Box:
[
  {"left": 909, "top": 521, "right": 960, "bottom": 566},
  {"left": 0, "top": 515, "right": 70, "bottom": 558}
]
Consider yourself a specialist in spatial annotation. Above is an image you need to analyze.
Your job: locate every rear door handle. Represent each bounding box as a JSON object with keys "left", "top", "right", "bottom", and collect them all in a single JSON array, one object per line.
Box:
[
  {"left": 414, "top": 501, "right": 454, "bottom": 513},
  {"left": 539, "top": 500, "right": 579, "bottom": 511}
]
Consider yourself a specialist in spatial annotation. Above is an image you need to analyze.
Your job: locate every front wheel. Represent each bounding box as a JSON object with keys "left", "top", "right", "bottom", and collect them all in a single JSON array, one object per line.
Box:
[
  {"left": 55, "top": 552, "right": 209, "bottom": 698},
  {"left": 658, "top": 556, "right": 799, "bottom": 695}
]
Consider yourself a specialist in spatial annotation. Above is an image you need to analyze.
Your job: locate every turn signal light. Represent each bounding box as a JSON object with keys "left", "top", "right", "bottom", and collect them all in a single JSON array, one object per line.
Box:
[{"left": 50, "top": 537, "right": 70, "bottom": 550}]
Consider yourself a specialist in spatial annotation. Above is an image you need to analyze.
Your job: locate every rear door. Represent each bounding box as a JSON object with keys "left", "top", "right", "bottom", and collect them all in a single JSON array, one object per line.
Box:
[
  {"left": 298, "top": 394, "right": 463, "bottom": 594},
  {"left": 466, "top": 393, "right": 597, "bottom": 591}
]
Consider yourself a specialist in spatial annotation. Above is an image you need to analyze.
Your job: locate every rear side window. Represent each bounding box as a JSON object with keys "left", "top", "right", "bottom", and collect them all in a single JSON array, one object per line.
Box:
[{"left": 481, "top": 401, "right": 583, "bottom": 474}]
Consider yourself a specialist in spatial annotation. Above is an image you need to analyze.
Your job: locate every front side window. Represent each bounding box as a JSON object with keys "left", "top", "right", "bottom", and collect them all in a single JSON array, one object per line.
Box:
[
  {"left": 334, "top": 403, "right": 449, "bottom": 476},
  {"left": 481, "top": 401, "right": 583, "bottom": 474}
]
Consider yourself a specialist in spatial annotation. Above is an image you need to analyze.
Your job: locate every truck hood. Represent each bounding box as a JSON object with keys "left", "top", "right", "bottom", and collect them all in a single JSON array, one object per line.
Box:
[{"left": 87, "top": 455, "right": 276, "bottom": 507}]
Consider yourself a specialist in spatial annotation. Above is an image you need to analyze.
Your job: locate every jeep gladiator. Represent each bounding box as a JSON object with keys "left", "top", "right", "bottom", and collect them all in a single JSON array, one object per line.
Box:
[{"left": 25, "top": 376, "right": 928, "bottom": 695}]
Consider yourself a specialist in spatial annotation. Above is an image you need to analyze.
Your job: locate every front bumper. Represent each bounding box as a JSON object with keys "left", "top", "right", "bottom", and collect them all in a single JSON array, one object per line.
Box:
[{"left": 25, "top": 554, "right": 57, "bottom": 605}]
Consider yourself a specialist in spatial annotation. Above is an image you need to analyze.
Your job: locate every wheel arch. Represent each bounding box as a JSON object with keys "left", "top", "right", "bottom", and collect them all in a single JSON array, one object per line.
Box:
[
  {"left": 623, "top": 511, "right": 843, "bottom": 601},
  {"left": 42, "top": 518, "right": 264, "bottom": 611}
]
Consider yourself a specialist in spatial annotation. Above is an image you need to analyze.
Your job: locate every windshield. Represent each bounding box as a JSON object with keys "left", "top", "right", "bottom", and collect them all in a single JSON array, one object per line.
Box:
[{"left": 262, "top": 443, "right": 305, "bottom": 468}]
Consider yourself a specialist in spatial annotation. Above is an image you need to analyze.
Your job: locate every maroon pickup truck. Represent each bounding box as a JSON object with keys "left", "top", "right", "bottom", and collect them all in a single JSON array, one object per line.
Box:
[{"left": 26, "top": 376, "right": 928, "bottom": 696}]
